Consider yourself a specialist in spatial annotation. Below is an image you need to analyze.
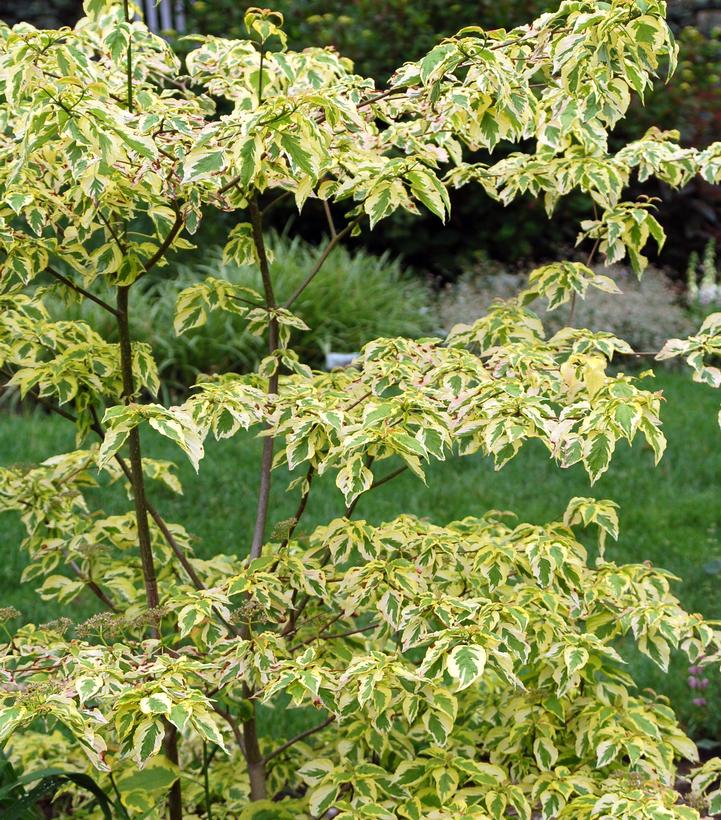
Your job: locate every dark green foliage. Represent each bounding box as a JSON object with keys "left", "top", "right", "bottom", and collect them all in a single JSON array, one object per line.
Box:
[
  {"left": 182, "top": 1, "right": 721, "bottom": 277},
  {"left": 187, "top": 0, "right": 554, "bottom": 81},
  {"left": 1, "top": 0, "right": 81, "bottom": 28}
]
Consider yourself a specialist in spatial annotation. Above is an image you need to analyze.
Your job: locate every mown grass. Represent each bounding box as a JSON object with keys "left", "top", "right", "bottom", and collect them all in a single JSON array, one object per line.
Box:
[{"left": 2, "top": 368, "right": 721, "bottom": 739}]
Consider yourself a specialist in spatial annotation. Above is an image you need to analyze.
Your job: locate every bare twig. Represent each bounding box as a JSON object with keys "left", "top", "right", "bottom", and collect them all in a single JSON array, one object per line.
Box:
[
  {"left": 142, "top": 205, "right": 184, "bottom": 276},
  {"left": 321, "top": 622, "right": 379, "bottom": 641},
  {"left": 280, "top": 465, "right": 315, "bottom": 550},
  {"left": 344, "top": 390, "right": 373, "bottom": 412},
  {"left": 285, "top": 220, "right": 359, "bottom": 309},
  {"left": 280, "top": 592, "right": 311, "bottom": 637},
  {"left": 322, "top": 200, "right": 337, "bottom": 239},
  {"left": 97, "top": 211, "right": 127, "bottom": 254},
  {"left": 262, "top": 715, "right": 334, "bottom": 765},
  {"left": 356, "top": 87, "right": 407, "bottom": 109},
  {"left": 369, "top": 464, "right": 408, "bottom": 492},
  {"left": 213, "top": 705, "right": 246, "bottom": 755},
  {"left": 70, "top": 561, "right": 118, "bottom": 612},
  {"left": 261, "top": 190, "right": 293, "bottom": 216},
  {"left": 288, "top": 610, "right": 344, "bottom": 651},
  {"left": 249, "top": 196, "right": 279, "bottom": 561},
  {"left": 47, "top": 268, "right": 120, "bottom": 317},
  {"left": 300, "top": 622, "right": 379, "bottom": 648},
  {"left": 572, "top": 234, "right": 602, "bottom": 326}
]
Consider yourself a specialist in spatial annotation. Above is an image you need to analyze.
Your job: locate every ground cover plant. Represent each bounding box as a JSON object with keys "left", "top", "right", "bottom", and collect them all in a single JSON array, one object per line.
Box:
[{"left": 7, "top": 1, "right": 721, "bottom": 818}]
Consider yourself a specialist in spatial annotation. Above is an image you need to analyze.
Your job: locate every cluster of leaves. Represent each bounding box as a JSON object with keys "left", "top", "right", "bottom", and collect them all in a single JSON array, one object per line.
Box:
[
  {"left": 185, "top": 0, "right": 721, "bottom": 277},
  {"left": 3, "top": 1, "right": 721, "bottom": 818}
]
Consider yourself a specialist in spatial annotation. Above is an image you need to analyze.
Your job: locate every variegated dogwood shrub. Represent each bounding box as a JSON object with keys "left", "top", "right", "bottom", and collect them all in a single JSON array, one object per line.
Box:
[{"left": 4, "top": 1, "right": 721, "bottom": 818}]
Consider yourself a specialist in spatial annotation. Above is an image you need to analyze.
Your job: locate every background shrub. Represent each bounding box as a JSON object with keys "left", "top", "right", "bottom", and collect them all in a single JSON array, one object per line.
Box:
[
  {"left": 43, "top": 236, "right": 433, "bottom": 394},
  {"left": 437, "top": 262, "right": 694, "bottom": 354},
  {"left": 187, "top": 0, "right": 554, "bottom": 81}
]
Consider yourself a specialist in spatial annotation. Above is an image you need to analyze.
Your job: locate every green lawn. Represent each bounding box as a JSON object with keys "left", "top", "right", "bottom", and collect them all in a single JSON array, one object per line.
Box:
[{"left": 2, "top": 368, "right": 721, "bottom": 739}]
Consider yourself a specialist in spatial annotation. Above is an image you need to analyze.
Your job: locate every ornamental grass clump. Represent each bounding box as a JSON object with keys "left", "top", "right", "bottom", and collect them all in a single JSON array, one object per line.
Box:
[
  {"left": 5, "top": 2, "right": 721, "bottom": 818},
  {"left": 38, "top": 237, "right": 432, "bottom": 393}
]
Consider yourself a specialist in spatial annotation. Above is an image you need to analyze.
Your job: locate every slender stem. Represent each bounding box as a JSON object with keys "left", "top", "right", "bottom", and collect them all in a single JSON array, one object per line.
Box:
[
  {"left": 275, "top": 466, "right": 316, "bottom": 635},
  {"left": 369, "top": 464, "right": 408, "bottom": 491},
  {"left": 294, "top": 620, "right": 379, "bottom": 652},
  {"left": 47, "top": 268, "right": 120, "bottom": 316},
  {"left": 117, "top": 8, "right": 182, "bottom": 808},
  {"left": 262, "top": 716, "right": 334, "bottom": 765},
  {"left": 356, "top": 87, "right": 406, "bottom": 110},
  {"left": 322, "top": 200, "right": 337, "bottom": 238},
  {"left": 249, "top": 432, "right": 275, "bottom": 554},
  {"left": 229, "top": 294, "right": 266, "bottom": 310},
  {"left": 344, "top": 492, "right": 363, "bottom": 519},
  {"left": 213, "top": 706, "right": 246, "bottom": 754},
  {"left": 284, "top": 220, "right": 358, "bottom": 309},
  {"left": 146, "top": 498, "right": 205, "bottom": 590},
  {"left": 70, "top": 561, "right": 117, "bottom": 612},
  {"left": 97, "top": 211, "right": 127, "bottom": 254},
  {"left": 203, "top": 743, "right": 214, "bottom": 820},
  {"left": 258, "top": 45, "right": 265, "bottom": 105},
  {"left": 249, "top": 197, "right": 278, "bottom": 561},
  {"left": 122, "top": 0, "right": 133, "bottom": 112},
  {"left": 116, "top": 286, "right": 159, "bottom": 612},
  {"left": 281, "top": 591, "right": 310, "bottom": 637},
  {"left": 242, "top": 682, "right": 267, "bottom": 800},
  {"left": 572, "top": 234, "right": 601, "bottom": 326},
  {"left": 320, "top": 622, "right": 379, "bottom": 641},
  {"left": 142, "top": 205, "right": 184, "bottom": 276},
  {"left": 109, "top": 774, "right": 132, "bottom": 820},
  {"left": 243, "top": 196, "right": 277, "bottom": 802},
  {"left": 280, "top": 465, "right": 315, "bottom": 550},
  {"left": 296, "top": 611, "right": 344, "bottom": 649},
  {"left": 261, "top": 190, "right": 293, "bottom": 216},
  {"left": 345, "top": 390, "right": 373, "bottom": 412},
  {"left": 163, "top": 722, "right": 183, "bottom": 820}
]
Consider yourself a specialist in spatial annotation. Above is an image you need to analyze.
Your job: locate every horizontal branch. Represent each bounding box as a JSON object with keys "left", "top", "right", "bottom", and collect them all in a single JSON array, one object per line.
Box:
[
  {"left": 356, "top": 87, "right": 408, "bottom": 110},
  {"left": 340, "top": 461, "right": 409, "bottom": 519},
  {"left": 262, "top": 715, "right": 334, "bottom": 765},
  {"left": 320, "top": 622, "right": 379, "bottom": 642},
  {"left": 369, "top": 464, "right": 408, "bottom": 491}
]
